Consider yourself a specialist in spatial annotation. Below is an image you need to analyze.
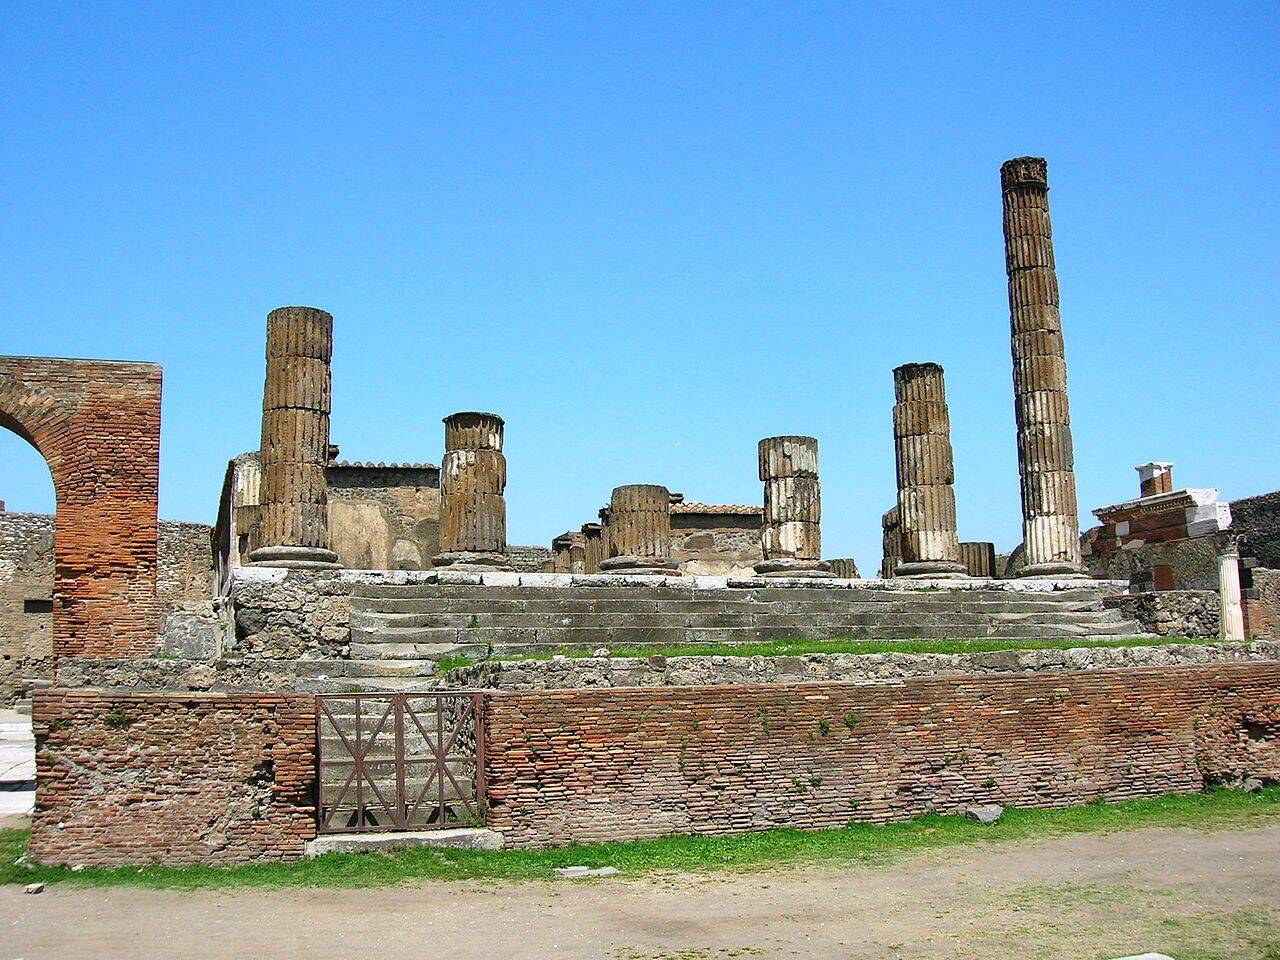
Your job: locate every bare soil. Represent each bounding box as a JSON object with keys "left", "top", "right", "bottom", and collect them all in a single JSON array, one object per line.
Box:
[{"left": 2, "top": 825, "right": 1278, "bottom": 960}]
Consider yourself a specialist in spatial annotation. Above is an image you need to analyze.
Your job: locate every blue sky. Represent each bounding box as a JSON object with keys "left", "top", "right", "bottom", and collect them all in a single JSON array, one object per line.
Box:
[{"left": 2, "top": 2, "right": 1277, "bottom": 573}]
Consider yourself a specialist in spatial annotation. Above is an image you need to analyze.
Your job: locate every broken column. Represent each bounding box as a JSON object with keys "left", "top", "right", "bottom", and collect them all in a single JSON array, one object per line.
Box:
[
  {"left": 1219, "top": 537, "right": 1246, "bottom": 642},
  {"left": 892, "top": 363, "right": 967, "bottom": 578},
  {"left": 880, "top": 505, "right": 902, "bottom": 578},
  {"left": 754, "top": 436, "right": 831, "bottom": 577},
  {"left": 249, "top": 306, "right": 340, "bottom": 568},
  {"left": 1001, "top": 156, "right": 1087, "bottom": 577},
  {"left": 598, "top": 484, "right": 679, "bottom": 575},
  {"left": 433, "top": 412, "right": 511, "bottom": 570},
  {"left": 581, "top": 522, "right": 605, "bottom": 573}
]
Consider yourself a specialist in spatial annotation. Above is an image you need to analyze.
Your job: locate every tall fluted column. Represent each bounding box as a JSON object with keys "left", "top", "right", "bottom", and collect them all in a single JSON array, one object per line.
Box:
[
  {"left": 1001, "top": 156, "right": 1086, "bottom": 577},
  {"left": 598, "top": 484, "right": 679, "bottom": 576},
  {"left": 433, "top": 411, "right": 512, "bottom": 570},
  {"left": 250, "top": 306, "right": 340, "bottom": 568},
  {"left": 754, "top": 436, "right": 831, "bottom": 578},
  {"left": 1219, "top": 539, "right": 1246, "bottom": 642},
  {"left": 892, "top": 363, "right": 967, "bottom": 578}
]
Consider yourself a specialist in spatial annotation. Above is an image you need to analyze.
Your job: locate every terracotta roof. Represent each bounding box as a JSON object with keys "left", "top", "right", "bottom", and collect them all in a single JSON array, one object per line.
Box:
[{"left": 670, "top": 502, "right": 762, "bottom": 515}]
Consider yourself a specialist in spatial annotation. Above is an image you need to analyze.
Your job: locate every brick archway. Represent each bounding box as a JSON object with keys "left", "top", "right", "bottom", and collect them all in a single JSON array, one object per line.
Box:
[{"left": 0, "top": 356, "right": 163, "bottom": 657}]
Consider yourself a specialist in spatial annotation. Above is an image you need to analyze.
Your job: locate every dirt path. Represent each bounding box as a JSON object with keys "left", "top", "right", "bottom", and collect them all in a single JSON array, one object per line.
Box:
[{"left": 3, "top": 825, "right": 1278, "bottom": 960}]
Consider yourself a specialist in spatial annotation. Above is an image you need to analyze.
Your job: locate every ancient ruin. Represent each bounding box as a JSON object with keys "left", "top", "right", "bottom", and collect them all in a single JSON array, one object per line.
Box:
[{"left": 3, "top": 156, "right": 1278, "bottom": 870}]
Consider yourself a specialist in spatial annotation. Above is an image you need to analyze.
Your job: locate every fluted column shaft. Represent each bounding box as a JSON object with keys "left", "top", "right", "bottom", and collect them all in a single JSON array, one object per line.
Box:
[
  {"left": 755, "top": 436, "right": 831, "bottom": 577},
  {"left": 434, "top": 411, "right": 511, "bottom": 570},
  {"left": 1219, "top": 544, "right": 1246, "bottom": 642},
  {"left": 1002, "top": 156, "right": 1086, "bottom": 577},
  {"left": 599, "top": 484, "right": 679, "bottom": 575},
  {"left": 892, "top": 363, "right": 966, "bottom": 578},
  {"left": 250, "top": 306, "right": 339, "bottom": 568}
]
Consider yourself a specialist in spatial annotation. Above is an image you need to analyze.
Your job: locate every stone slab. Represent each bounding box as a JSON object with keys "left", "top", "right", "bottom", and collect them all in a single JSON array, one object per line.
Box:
[{"left": 304, "top": 828, "right": 504, "bottom": 858}]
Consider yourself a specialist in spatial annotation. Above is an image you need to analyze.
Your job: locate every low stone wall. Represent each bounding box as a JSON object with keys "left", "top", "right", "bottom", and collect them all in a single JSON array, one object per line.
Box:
[
  {"left": 228, "top": 568, "right": 352, "bottom": 659},
  {"left": 30, "top": 690, "right": 316, "bottom": 867},
  {"left": 1103, "top": 590, "right": 1221, "bottom": 637},
  {"left": 482, "top": 662, "right": 1280, "bottom": 847},
  {"left": 452, "top": 641, "right": 1280, "bottom": 690}
]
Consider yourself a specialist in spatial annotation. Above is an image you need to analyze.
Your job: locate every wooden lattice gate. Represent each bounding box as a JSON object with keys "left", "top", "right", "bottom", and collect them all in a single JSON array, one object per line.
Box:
[{"left": 315, "top": 693, "right": 486, "bottom": 833}]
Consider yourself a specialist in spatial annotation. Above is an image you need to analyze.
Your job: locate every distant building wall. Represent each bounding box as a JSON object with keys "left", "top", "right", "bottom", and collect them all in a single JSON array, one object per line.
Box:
[{"left": 668, "top": 503, "right": 762, "bottom": 577}]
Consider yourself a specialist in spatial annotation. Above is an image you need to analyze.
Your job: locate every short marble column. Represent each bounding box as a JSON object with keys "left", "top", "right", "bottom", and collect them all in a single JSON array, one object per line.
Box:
[
  {"left": 1219, "top": 540, "right": 1246, "bottom": 642},
  {"left": 598, "top": 484, "right": 680, "bottom": 576},
  {"left": 1001, "top": 156, "right": 1087, "bottom": 577},
  {"left": 433, "top": 411, "right": 512, "bottom": 570},
  {"left": 892, "top": 363, "right": 967, "bottom": 578},
  {"left": 755, "top": 436, "right": 831, "bottom": 578},
  {"left": 250, "top": 306, "right": 340, "bottom": 568}
]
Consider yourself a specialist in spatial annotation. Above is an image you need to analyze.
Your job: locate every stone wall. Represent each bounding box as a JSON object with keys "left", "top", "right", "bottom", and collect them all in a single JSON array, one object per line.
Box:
[
  {"left": 452, "top": 640, "right": 1280, "bottom": 690},
  {"left": 1103, "top": 590, "right": 1221, "bottom": 637},
  {"left": 1, "top": 513, "right": 219, "bottom": 702},
  {"left": 326, "top": 462, "right": 441, "bottom": 570},
  {"left": 1232, "top": 491, "right": 1280, "bottom": 568},
  {"left": 1245, "top": 567, "right": 1280, "bottom": 641},
  {"left": 29, "top": 690, "right": 316, "bottom": 867},
  {"left": 482, "top": 662, "right": 1280, "bottom": 847},
  {"left": 1086, "top": 532, "right": 1221, "bottom": 592},
  {"left": 0, "top": 356, "right": 163, "bottom": 658},
  {"left": 228, "top": 567, "right": 351, "bottom": 660},
  {"left": 669, "top": 506, "right": 763, "bottom": 577}
]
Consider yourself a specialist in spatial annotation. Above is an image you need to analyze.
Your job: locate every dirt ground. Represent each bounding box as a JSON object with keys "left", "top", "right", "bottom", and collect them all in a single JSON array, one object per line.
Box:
[{"left": 2, "top": 825, "right": 1278, "bottom": 960}]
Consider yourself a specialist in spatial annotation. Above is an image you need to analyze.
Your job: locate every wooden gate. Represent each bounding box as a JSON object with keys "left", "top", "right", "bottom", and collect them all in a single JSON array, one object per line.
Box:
[{"left": 315, "top": 693, "right": 486, "bottom": 833}]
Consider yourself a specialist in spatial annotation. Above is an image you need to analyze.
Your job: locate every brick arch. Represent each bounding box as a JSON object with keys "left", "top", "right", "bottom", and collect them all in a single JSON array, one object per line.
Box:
[{"left": 0, "top": 356, "right": 162, "bottom": 657}]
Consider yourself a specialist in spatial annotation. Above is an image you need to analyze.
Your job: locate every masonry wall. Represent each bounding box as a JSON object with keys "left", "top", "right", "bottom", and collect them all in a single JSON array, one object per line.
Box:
[
  {"left": 670, "top": 513, "right": 763, "bottom": 577},
  {"left": 29, "top": 690, "right": 316, "bottom": 867},
  {"left": 0, "top": 357, "right": 163, "bottom": 658},
  {"left": 482, "top": 662, "right": 1280, "bottom": 847},
  {"left": 1245, "top": 567, "right": 1280, "bottom": 641}
]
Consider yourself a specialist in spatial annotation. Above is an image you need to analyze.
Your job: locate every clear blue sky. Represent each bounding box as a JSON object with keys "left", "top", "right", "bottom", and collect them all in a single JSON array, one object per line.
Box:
[{"left": 2, "top": 2, "right": 1277, "bottom": 573}]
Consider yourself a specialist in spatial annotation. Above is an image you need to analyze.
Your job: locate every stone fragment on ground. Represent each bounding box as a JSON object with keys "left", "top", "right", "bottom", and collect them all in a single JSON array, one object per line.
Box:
[
  {"left": 553, "top": 866, "right": 620, "bottom": 878},
  {"left": 1243, "top": 777, "right": 1263, "bottom": 792},
  {"left": 23, "top": 882, "right": 44, "bottom": 895},
  {"left": 965, "top": 804, "right": 1004, "bottom": 825}
]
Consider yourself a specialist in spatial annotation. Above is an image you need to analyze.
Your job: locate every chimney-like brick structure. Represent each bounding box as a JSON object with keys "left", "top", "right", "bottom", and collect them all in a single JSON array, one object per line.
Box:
[
  {"left": 250, "top": 306, "right": 340, "bottom": 568},
  {"left": 1137, "top": 462, "right": 1174, "bottom": 498},
  {"left": 754, "top": 436, "right": 832, "bottom": 578},
  {"left": 1001, "top": 157, "right": 1087, "bottom": 577},
  {"left": 892, "top": 363, "right": 967, "bottom": 578},
  {"left": 599, "top": 484, "right": 679, "bottom": 575},
  {"left": 434, "top": 411, "right": 511, "bottom": 570}
]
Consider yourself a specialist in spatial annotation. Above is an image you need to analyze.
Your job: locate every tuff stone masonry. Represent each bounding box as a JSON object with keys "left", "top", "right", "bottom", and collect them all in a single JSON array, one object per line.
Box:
[
  {"left": 1001, "top": 157, "right": 1087, "bottom": 577},
  {"left": 435, "top": 412, "right": 511, "bottom": 570},
  {"left": 250, "top": 306, "right": 340, "bottom": 569},
  {"left": 892, "top": 363, "right": 967, "bottom": 577},
  {"left": 481, "top": 662, "right": 1280, "bottom": 847},
  {"left": 30, "top": 690, "right": 316, "bottom": 866},
  {"left": 599, "top": 484, "right": 680, "bottom": 575},
  {"left": 0, "top": 356, "right": 162, "bottom": 657},
  {"left": 755, "top": 436, "right": 830, "bottom": 577}
]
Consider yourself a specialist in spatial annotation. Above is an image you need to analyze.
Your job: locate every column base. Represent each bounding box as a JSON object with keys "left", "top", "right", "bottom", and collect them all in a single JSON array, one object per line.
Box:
[
  {"left": 1019, "top": 561, "right": 1090, "bottom": 579},
  {"left": 431, "top": 551, "right": 514, "bottom": 572},
  {"left": 248, "top": 545, "right": 341, "bottom": 570},
  {"left": 754, "top": 558, "right": 834, "bottom": 579},
  {"left": 894, "top": 560, "right": 969, "bottom": 579},
  {"left": 598, "top": 556, "right": 681, "bottom": 576}
]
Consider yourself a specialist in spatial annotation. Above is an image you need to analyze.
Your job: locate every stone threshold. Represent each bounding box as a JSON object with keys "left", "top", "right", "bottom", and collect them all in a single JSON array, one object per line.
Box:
[
  {"left": 233, "top": 566, "right": 1128, "bottom": 594},
  {"left": 304, "top": 827, "right": 503, "bottom": 858}
]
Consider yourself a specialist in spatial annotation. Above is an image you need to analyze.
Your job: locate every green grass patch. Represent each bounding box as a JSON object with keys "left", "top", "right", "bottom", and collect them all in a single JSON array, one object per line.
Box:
[
  {"left": 439, "top": 634, "right": 1224, "bottom": 675},
  {"left": 3, "top": 787, "right": 1276, "bottom": 891}
]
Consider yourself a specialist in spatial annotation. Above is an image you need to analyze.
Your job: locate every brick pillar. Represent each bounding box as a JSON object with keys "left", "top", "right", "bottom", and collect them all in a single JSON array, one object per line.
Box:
[
  {"left": 250, "top": 306, "right": 339, "bottom": 568},
  {"left": 1137, "top": 462, "right": 1174, "bottom": 498},
  {"left": 754, "top": 436, "right": 831, "bottom": 578},
  {"left": 598, "top": 484, "right": 679, "bottom": 576},
  {"left": 434, "top": 412, "right": 511, "bottom": 571},
  {"left": 1001, "top": 157, "right": 1086, "bottom": 577},
  {"left": 892, "top": 363, "right": 967, "bottom": 578}
]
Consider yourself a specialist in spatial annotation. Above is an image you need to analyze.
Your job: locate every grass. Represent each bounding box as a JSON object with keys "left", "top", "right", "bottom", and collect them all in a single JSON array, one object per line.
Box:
[
  {"left": 437, "top": 633, "right": 1223, "bottom": 676},
  {"left": 3, "top": 787, "right": 1276, "bottom": 891}
]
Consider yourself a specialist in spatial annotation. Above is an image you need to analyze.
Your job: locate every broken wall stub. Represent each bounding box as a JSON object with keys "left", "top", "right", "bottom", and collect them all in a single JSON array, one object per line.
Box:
[
  {"left": 1001, "top": 157, "right": 1086, "bottom": 577},
  {"left": 0, "top": 355, "right": 162, "bottom": 657}
]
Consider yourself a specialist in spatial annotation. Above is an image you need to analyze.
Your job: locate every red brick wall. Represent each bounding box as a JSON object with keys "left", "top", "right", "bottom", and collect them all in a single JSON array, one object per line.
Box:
[
  {"left": 30, "top": 690, "right": 316, "bottom": 867},
  {"left": 0, "top": 356, "right": 162, "bottom": 657},
  {"left": 1245, "top": 567, "right": 1280, "bottom": 639},
  {"left": 483, "top": 663, "right": 1280, "bottom": 847}
]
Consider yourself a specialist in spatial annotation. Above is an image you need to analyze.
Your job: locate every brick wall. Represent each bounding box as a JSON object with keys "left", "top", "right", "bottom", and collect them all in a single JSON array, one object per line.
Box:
[
  {"left": 482, "top": 663, "right": 1280, "bottom": 847},
  {"left": 30, "top": 690, "right": 316, "bottom": 866},
  {"left": 1245, "top": 567, "right": 1280, "bottom": 640},
  {"left": 0, "top": 356, "right": 163, "bottom": 657}
]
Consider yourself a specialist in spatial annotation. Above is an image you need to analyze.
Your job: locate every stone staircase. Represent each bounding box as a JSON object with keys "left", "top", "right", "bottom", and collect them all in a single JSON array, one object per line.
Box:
[{"left": 335, "top": 580, "right": 1145, "bottom": 686}]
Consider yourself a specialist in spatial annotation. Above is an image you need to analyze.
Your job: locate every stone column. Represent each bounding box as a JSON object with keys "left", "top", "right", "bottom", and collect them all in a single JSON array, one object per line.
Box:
[
  {"left": 892, "top": 363, "right": 967, "bottom": 578},
  {"left": 433, "top": 411, "right": 511, "bottom": 570},
  {"left": 754, "top": 436, "right": 831, "bottom": 577},
  {"left": 1001, "top": 156, "right": 1087, "bottom": 577},
  {"left": 598, "top": 484, "right": 679, "bottom": 575},
  {"left": 249, "top": 306, "right": 340, "bottom": 568},
  {"left": 581, "top": 522, "right": 605, "bottom": 573},
  {"left": 1219, "top": 539, "right": 1246, "bottom": 642},
  {"left": 880, "top": 505, "right": 902, "bottom": 578}
]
